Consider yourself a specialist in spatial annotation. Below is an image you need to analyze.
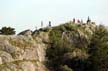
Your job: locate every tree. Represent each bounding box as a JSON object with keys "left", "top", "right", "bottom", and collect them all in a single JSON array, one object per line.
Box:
[
  {"left": 0, "top": 26, "right": 16, "bottom": 35},
  {"left": 88, "top": 25, "right": 108, "bottom": 71}
]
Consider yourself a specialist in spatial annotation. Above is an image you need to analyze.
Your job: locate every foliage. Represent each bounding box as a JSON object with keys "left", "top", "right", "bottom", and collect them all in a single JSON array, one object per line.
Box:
[
  {"left": 0, "top": 26, "right": 15, "bottom": 35},
  {"left": 46, "top": 23, "right": 108, "bottom": 71},
  {"left": 46, "top": 22, "right": 90, "bottom": 71},
  {"left": 88, "top": 25, "right": 108, "bottom": 71},
  {"left": 39, "top": 28, "right": 50, "bottom": 32},
  {"left": 60, "top": 65, "right": 73, "bottom": 71},
  {"left": 49, "top": 22, "right": 78, "bottom": 45},
  {"left": 46, "top": 44, "right": 73, "bottom": 70}
]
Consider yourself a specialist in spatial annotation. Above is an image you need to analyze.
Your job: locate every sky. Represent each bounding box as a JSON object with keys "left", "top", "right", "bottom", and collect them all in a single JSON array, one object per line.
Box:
[{"left": 0, "top": 0, "right": 108, "bottom": 33}]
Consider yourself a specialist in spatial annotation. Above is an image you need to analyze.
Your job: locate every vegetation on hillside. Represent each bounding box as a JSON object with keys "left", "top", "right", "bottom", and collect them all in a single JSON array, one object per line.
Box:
[
  {"left": 46, "top": 22, "right": 108, "bottom": 71},
  {"left": 88, "top": 25, "right": 108, "bottom": 71}
]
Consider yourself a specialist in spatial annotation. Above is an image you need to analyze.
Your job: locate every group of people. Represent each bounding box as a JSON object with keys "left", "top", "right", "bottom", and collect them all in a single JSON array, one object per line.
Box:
[
  {"left": 72, "top": 18, "right": 83, "bottom": 23},
  {"left": 72, "top": 16, "right": 91, "bottom": 24},
  {"left": 41, "top": 21, "right": 51, "bottom": 28},
  {"left": 39, "top": 17, "right": 91, "bottom": 29}
]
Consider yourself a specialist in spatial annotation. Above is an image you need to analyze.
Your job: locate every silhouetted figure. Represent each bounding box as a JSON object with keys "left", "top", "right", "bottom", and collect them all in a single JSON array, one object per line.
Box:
[
  {"left": 87, "top": 16, "right": 91, "bottom": 24},
  {"left": 41, "top": 21, "right": 43, "bottom": 28},
  {"left": 77, "top": 19, "right": 80, "bottom": 23},
  {"left": 49, "top": 21, "right": 51, "bottom": 27},
  {"left": 35, "top": 26, "right": 37, "bottom": 30},
  {"left": 73, "top": 18, "right": 75, "bottom": 23}
]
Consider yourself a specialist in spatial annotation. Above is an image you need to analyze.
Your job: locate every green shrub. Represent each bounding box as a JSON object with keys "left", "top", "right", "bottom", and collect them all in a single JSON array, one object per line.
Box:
[
  {"left": 60, "top": 65, "right": 73, "bottom": 71},
  {"left": 0, "top": 26, "right": 15, "bottom": 35},
  {"left": 39, "top": 28, "right": 50, "bottom": 32}
]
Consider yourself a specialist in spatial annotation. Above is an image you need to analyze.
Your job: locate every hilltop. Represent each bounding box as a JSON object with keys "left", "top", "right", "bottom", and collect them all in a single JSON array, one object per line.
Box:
[{"left": 0, "top": 21, "right": 107, "bottom": 71}]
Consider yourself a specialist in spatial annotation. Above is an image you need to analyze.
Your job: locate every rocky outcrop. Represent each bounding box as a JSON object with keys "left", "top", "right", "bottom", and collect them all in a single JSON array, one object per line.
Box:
[
  {"left": 0, "top": 32, "right": 49, "bottom": 71},
  {"left": 61, "top": 22, "right": 96, "bottom": 48}
]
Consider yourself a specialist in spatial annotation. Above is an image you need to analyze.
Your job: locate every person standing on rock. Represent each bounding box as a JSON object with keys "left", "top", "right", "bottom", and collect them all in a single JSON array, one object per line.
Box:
[
  {"left": 77, "top": 19, "right": 80, "bottom": 24},
  {"left": 41, "top": 21, "right": 43, "bottom": 28},
  {"left": 49, "top": 21, "right": 51, "bottom": 27},
  {"left": 87, "top": 16, "right": 91, "bottom": 24},
  {"left": 73, "top": 18, "right": 75, "bottom": 23}
]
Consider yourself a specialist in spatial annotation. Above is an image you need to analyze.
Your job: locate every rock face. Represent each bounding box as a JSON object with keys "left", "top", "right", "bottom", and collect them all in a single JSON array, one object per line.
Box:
[{"left": 0, "top": 31, "right": 49, "bottom": 71}]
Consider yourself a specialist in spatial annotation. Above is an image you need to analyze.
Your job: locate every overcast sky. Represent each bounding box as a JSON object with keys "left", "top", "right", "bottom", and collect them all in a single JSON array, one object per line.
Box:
[{"left": 0, "top": 0, "right": 108, "bottom": 33}]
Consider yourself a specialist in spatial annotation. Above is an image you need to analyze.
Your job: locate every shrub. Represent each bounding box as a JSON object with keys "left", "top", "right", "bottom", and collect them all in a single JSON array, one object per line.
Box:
[
  {"left": 60, "top": 65, "right": 73, "bottom": 71},
  {"left": 0, "top": 26, "right": 15, "bottom": 35},
  {"left": 39, "top": 28, "right": 50, "bottom": 32}
]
